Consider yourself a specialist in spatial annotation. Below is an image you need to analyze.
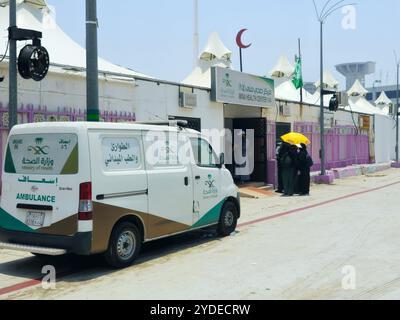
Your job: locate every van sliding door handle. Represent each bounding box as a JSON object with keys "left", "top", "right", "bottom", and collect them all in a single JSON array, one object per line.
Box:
[
  {"left": 184, "top": 177, "right": 189, "bottom": 186},
  {"left": 195, "top": 176, "right": 201, "bottom": 180}
]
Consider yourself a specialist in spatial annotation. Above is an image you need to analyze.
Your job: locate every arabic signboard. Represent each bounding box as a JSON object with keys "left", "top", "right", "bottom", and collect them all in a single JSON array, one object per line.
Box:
[
  {"left": 7, "top": 134, "right": 78, "bottom": 175},
  {"left": 102, "top": 137, "right": 141, "bottom": 171},
  {"left": 211, "top": 66, "right": 275, "bottom": 108}
]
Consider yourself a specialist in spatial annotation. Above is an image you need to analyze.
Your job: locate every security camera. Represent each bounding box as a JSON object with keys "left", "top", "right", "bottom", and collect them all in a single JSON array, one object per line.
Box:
[{"left": 0, "top": 75, "right": 4, "bottom": 83}]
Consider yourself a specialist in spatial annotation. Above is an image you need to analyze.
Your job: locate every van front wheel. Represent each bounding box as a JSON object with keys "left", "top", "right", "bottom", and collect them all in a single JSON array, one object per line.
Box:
[
  {"left": 217, "top": 201, "right": 238, "bottom": 237},
  {"left": 104, "top": 222, "right": 142, "bottom": 268}
]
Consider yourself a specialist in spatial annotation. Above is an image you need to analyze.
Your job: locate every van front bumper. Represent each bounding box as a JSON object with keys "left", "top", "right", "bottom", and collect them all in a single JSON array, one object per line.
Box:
[{"left": 0, "top": 227, "right": 92, "bottom": 255}]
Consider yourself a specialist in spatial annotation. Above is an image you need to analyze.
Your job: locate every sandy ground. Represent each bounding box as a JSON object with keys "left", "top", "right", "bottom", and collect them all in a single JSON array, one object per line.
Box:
[{"left": 1, "top": 168, "right": 400, "bottom": 300}]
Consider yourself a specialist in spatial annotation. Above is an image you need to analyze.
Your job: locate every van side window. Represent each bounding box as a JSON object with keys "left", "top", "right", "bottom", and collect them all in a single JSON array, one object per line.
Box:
[
  {"left": 102, "top": 137, "right": 142, "bottom": 171},
  {"left": 190, "top": 138, "right": 218, "bottom": 168}
]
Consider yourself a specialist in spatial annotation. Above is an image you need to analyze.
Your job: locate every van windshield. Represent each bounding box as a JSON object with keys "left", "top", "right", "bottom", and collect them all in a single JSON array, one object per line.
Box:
[{"left": 5, "top": 133, "right": 78, "bottom": 175}]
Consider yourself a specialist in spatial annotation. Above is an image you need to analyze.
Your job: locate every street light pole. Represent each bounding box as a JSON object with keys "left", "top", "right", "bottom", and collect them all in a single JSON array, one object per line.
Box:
[
  {"left": 314, "top": 0, "right": 356, "bottom": 176},
  {"left": 8, "top": 0, "right": 18, "bottom": 130},
  {"left": 86, "top": 0, "right": 99, "bottom": 122},
  {"left": 319, "top": 20, "right": 325, "bottom": 175}
]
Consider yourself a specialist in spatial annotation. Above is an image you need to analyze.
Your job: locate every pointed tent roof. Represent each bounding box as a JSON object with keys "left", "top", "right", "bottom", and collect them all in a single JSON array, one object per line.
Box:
[
  {"left": 0, "top": 1, "right": 150, "bottom": 78},
  {"left": 269, "top": 55, "right": 294, "bottom": 78},
  {"left": 275, "top": 79, "right": 320, "bottom": 105},
  {"left": 0, "top": 0, "right": 46, "bottom": 7},
  {"left": 315, "top": 71, "right": 339, "bottom": 90},
  {"left": 199, "top": 32, "right": 232, "bottom": 62},
  {"left": 345, "top": 96, "right": 387, "bottom": 115},
  {"left": 183, "top": 32, "right": 231, "bottom": 88},
  {"left": 347, "top": 79, "right": 368, "bottom": 97},
  {"left": 375, "top": 91, "right": 393, "bottom": 106}
]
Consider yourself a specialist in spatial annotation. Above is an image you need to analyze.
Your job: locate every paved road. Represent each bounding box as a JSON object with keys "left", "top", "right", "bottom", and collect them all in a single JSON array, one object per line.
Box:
[{"left": 1, "top": 169, "right": 400, "bottom": 300}]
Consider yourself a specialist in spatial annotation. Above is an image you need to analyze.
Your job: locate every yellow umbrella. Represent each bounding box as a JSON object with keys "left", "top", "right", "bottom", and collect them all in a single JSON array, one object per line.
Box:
[{"left": 281, "top": 132, "right": 310, "bottom": 145}]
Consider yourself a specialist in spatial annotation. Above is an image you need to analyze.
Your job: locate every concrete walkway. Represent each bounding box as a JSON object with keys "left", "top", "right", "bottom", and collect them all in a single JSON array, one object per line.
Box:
[{"left": 0, "top": 168, "right": 400, "bottom": 300}]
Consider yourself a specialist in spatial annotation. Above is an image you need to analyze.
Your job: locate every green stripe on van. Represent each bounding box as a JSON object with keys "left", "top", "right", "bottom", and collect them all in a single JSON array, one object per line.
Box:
[
  {"left": 61, "top": 144, "right": 79, "bottom": 174},
  {"left": 0, "top": 208, "right": 34, "bottom": 232},
  {"left": 4, "top": 145, "right": 16, "bottom": 174},
  {"left": 191, "top": 200, "right": 225, "bottom": 229}
]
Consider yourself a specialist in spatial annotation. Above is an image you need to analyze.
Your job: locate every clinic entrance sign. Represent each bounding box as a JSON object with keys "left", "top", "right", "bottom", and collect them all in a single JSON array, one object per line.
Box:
[{"left": 211, "top": 67, "right": 275, "bottom": 108}]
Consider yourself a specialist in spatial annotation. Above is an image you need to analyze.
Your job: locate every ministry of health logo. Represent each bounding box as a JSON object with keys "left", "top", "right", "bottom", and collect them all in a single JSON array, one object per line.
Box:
[
  {"left": 222, "top": 73, "right": 232, "bottom": 88},
  {"left": 28, "top": 137, "right": 49, "bottom": 155}
]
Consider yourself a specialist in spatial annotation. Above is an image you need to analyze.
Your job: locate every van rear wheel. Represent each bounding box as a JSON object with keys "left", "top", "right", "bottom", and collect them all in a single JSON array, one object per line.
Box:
[
  {"left": 104, "top": 222, "right": 142, "bottom": 268},
  {"left": 217, "top": 201, "right": 238, "bottom": 237}
]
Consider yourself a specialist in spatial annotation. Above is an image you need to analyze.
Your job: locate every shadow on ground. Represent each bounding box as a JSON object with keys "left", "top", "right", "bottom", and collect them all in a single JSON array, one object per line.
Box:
[{"left": 0, "top": 228, "right": 239, "bottom": 285}]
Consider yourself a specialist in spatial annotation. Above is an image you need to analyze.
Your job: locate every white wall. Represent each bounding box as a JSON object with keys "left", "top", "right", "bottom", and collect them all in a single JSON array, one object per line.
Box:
[
  {"left": 0, "top": 64, "right": 224, "bottom": 129},
  {"left": 0, "top": 64, "right": 225, "bottom": 152},
  {"left": 390, "top": 117, "right": 400, "bottom": 161},
  {"left": 374, "top": 115, "right": 393, "bottom": 163},
  {"left": 0, "top": 65, "right": 136, "bottom": 112}
]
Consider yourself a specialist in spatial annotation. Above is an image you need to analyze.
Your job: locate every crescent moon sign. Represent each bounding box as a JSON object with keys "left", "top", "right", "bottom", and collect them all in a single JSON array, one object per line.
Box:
[{"left": 236, "top": 29, "right": 252, "bottom": 49}]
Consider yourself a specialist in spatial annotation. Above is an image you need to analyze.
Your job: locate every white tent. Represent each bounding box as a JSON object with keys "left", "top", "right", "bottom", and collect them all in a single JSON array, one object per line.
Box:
[
  {"left": 269, "top": 55, "right": 294, "bottom": 78},
  {"left": 375, "top": 91, "right": 392, "bottom": 106},
  {"left": 0, "top": 0, "right": 150, "bottom": 78},
  {"left": 345, "top": 96, "right": 387, "bottom": 115},
  {"left": 375, "top": 91, "right": 392, "bottom": 115},
  {"left": 199, "top": 32, "right": 232, "bottom": 62},
  {"left": 314, "top": 71, "right": 339, "bottom": 90},
  {"left": 347, "top": 79, "right": 368, "bottom": 97},
  {"left": 275, "top": 79, "right": 318, "bottom": 105},
  {"left": 182, "top": 32, "right": 231, "bottom": 88}
]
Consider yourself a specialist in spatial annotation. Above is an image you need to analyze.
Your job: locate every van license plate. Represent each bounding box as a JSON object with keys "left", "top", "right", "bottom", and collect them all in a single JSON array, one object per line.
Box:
[{"left": 26, "top": 212, "right": 45, "bottom": 227}]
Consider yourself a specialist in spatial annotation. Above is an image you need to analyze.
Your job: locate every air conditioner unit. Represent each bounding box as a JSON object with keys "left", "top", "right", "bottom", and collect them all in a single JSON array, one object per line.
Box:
[
  {"left": 279, "top": 104, "right": 291, "bottom": 117},
  {"left": 338, "top": 92, "right": 349, "bottom": 106},
  {"left": 179, "top": 92, "right": 198, "bottom": 109}
]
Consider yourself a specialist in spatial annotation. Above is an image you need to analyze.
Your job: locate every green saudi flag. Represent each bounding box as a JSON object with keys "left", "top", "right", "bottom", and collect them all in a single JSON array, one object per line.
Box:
[{"left": 292, "top": 56, "right": 303, "bottom": 89}]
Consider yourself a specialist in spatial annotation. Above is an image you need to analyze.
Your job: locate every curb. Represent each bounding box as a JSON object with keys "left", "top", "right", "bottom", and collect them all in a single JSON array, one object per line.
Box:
[{"left": 311, "top": 162, "right": 393, "bottom": 184}]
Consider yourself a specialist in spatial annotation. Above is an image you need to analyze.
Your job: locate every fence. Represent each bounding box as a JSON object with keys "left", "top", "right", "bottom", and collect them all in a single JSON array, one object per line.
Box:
[
  {"left": 0, "top": 103, "right": 136, "bottom": 186},
  {"left": 267, "top": 120, "right": 370, "bottom": 186},
  {"left": 293, "top": 122, "right": 370, "bottom": 172}
]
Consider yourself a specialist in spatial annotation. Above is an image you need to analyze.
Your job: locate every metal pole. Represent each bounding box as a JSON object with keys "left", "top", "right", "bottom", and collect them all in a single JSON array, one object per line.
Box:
[
  {"left": 239, "top": 47, "right": 243, "bottom": 72},
  {"left": 8, "top": 0, "right": 18, "bottom": 130},
  {"left": 373, "top": 82, "right": 376, "bottom": 102},
  {"left": 319, "top": 20, "right": 325, "bottom": 175},
  {"left": 298, "top": 38, "right": 303, "bottom": 105},
  {"left": 193, "top": 0, "right": 199, "bottom": 69},
  {"left": 396, "top": 62, "right": 399, "bottom": 163},
  {"left": 86, "top": 0, "right": 99, "bottom": 122}
]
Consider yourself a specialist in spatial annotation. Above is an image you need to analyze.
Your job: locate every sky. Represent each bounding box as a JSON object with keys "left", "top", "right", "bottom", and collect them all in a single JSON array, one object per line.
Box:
[{"left": 46, "top": 0, "right": 400, "bottom": 89}]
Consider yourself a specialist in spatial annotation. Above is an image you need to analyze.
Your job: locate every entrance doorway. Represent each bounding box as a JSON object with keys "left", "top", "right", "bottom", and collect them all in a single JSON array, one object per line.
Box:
[
  {"left": 225, "top": 118, "right": 267, "bottom": 183},
  {"left": 276, "top": 122, "right": 291, "bottom": 147}
]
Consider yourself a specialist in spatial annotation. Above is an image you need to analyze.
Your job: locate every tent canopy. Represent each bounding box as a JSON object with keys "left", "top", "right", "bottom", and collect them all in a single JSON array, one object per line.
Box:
[
  {"left": 0, "top": 1, "right": 150, "bottom": 78},
  {"left": 183, "top": 32, "right": 231, "bottom": 87},
  {"left": 345, "top": 96, "right": 387, "bottom": 115},
  {"left": 269, "top": 55, "right": 294, "bottom": 78},
  {"left": 347, "top": 79, "right": 368, "bottom": 97},
  {"left": 199, "top": 32, "right": 232, "bottom": 62},
  {"left": 314, "top": 71, "right": 339, "bottom": 90},
  {"left": 375, "top": 91, "right": 392, "bottom": 106},
  {"left": 0, "top": 0, "right": 46, "bottom": 8}
]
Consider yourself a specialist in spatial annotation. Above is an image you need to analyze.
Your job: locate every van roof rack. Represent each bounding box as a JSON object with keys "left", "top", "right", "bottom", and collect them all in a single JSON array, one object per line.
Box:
[{"left": 134, "top": 120, "right": 189, "bottom": 128}]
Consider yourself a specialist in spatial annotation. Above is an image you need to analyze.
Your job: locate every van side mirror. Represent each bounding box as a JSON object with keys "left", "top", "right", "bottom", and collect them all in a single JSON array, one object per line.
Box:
[{"left": 218, "top": 153, "right": 225, "bottom": 169}]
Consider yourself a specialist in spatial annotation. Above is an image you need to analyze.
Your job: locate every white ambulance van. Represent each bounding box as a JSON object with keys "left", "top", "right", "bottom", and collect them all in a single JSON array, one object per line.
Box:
[{"left": 0, "top": 121, "right": 240, "bottom": 268}]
